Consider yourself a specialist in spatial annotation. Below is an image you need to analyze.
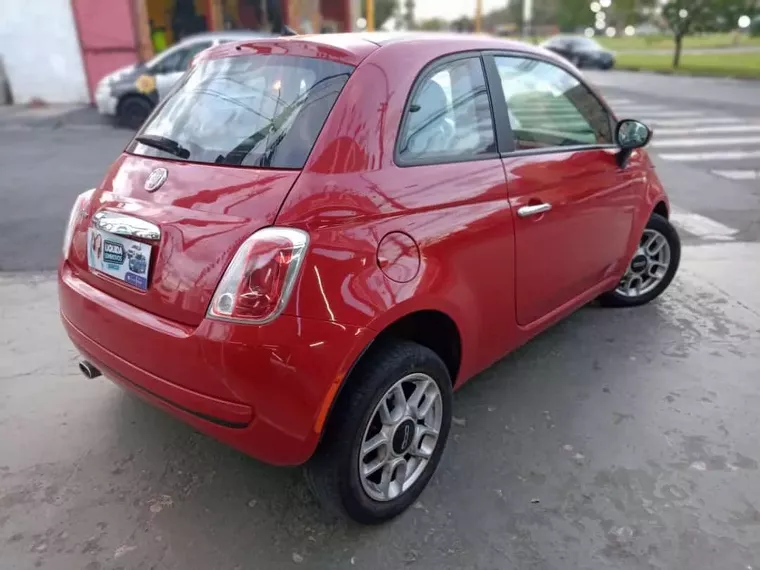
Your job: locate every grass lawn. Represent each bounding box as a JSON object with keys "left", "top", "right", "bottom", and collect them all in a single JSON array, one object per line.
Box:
[
  {"left": 615, "top": 52, "right": 760, "bottom": 78},
  {"left": 597, "top": 32, "right": 760, "bottom": 51}
]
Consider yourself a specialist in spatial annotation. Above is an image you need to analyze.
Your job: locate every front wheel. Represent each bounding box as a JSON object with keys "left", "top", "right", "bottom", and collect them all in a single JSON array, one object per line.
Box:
[
  {"left": 599, "top": 213, "right": 681, "bottom": 308},
  {"left": 116, "top": 95, "right": 153, "bottom": 130},
  {"left": 305, "top": 341, "right": 452, "bottom": 524}
]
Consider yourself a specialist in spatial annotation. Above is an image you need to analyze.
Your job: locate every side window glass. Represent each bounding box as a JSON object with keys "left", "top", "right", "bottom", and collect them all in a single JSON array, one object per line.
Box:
[
  {"left": 152, "top": 49, "right": 185, "bottom": 74},
  {"left": 178, "top": 42, "right": 213, "bottom": 71},
  {"left": 398, "top": 57, "right": 496, "bottom": 164},
  {"left": 494, "top": 56, "right": 612, "bottom": 151}
]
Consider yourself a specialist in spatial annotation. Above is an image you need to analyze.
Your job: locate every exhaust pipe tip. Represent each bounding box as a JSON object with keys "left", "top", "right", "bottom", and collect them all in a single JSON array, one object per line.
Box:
[{"left": 79, "top": 360, "right": 102, "bottom": 379}]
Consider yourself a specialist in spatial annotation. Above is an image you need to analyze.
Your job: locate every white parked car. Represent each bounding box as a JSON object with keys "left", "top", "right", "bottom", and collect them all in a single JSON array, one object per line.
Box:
[{"left": 94, "top": 30, "right": 274, "bottom": 128}]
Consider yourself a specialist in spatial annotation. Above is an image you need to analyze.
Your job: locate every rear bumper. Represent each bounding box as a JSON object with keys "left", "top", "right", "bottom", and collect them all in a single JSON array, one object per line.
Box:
[{"left": 59, "top": 262, "right": 373, "bottom": 466}]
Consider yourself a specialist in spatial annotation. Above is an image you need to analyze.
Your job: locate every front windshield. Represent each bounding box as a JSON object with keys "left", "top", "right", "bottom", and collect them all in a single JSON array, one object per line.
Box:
[{"left": 129, "top": 54, "right": 353, "bottom": 169}]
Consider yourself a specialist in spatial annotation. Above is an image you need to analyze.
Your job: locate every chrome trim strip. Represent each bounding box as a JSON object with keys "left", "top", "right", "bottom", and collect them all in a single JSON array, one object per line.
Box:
[{"left": 92, "top": 211, "right": 161, "bottom": 241}]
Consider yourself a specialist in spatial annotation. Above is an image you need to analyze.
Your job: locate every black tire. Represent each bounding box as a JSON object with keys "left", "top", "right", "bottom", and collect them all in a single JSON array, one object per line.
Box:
[
  {"left": 599, "top": 213, "right": 681, "bottom": 308},
  {"left": 116, "top": 95, "right": 153, "bottom": 130},
  {"left": 304, "top": 341, "right": 452, "bottom": 524}
]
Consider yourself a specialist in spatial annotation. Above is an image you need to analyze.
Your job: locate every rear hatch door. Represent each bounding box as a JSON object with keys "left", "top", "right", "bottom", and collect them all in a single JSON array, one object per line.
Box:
[{"left": 68, "top": 51, "right": 353, "bottom": 327}]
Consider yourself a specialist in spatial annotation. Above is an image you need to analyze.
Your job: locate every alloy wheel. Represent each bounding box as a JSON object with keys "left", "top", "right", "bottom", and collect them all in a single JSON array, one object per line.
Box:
[
  {"left": 615, "top": 228, "right": 672, "bottom": 298},
  {"left": 358, "top": 373, "right": 443, "bottom": 502}
]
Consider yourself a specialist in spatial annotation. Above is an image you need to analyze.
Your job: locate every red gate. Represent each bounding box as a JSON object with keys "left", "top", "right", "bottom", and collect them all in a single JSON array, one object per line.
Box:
[{"left": 71, "top": 0, "right": 141, "bottom": 101}]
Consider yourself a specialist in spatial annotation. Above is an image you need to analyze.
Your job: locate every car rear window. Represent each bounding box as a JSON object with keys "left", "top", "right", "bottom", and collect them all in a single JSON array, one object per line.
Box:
[{"left": 128, "top": 54, "right": 353, "bottom": 169}]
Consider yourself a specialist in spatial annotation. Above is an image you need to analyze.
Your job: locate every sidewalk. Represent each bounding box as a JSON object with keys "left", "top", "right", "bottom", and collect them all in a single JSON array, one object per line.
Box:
[{"left": 0, "top": 103, "right": 112, "bottom": 130}]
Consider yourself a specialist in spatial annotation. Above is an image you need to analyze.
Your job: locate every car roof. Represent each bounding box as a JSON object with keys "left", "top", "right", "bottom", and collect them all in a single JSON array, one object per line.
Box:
[{"left": 201, "top": 32, "right": 556, "bottom": 68}]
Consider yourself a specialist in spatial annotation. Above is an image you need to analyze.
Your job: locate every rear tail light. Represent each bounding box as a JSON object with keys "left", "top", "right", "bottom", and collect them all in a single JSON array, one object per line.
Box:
[
  {"left": 62, "top": 189, "right": 95, "bottom": 260},
  {"left": 207, "top": 227, "right": 309, "bottom": 324}
]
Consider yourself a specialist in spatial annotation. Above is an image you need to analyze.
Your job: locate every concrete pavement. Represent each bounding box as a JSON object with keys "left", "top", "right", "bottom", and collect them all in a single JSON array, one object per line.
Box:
[
  {"left": 2, "top": 242, "right": 760, "bottom": 569},
  {"left": 0, "top": 125, "right": 132, "bottom": 272}
]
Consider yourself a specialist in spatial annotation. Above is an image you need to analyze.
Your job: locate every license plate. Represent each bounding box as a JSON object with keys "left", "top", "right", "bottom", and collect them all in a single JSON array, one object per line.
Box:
[{"left": 87, "top": 228, "right": 152, "bottom": 291}]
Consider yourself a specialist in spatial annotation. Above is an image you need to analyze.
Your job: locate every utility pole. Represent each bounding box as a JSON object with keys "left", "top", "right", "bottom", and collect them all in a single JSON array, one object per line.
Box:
[
  {"left": 367, "top": 0, "right": 375, "bottom": 31},
  {"left": 475, "top": 0, "right": 483, "bottom": 33},
  {"left": 522, "top": 0, "right": 533, "bottom": 38}
]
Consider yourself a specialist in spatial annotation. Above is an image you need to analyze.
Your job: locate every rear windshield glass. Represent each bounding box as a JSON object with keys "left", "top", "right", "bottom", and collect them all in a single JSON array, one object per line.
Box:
[{"left": 128, "top": 54, "right": 353, "bottom": 169}]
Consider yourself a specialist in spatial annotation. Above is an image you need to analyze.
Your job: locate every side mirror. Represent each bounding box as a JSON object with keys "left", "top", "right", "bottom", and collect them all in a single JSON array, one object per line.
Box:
[
  {"left": 615, "top": 119, "right": 652, "bottom": 167},
  {"left": 616, "top": 119, "right": 652, "bottom": 149}
]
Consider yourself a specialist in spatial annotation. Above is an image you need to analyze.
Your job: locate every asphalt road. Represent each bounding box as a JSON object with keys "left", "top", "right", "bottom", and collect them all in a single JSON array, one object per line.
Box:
[
  {"left": 2, "top": 71, "right": 760, "bottom": 569},
  {"left": 0, "top": 125, "right": 131, "bottom": 272}
]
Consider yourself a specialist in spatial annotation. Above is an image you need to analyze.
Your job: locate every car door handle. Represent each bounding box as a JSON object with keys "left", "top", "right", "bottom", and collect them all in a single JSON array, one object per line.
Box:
[{"left": 517, "top": 203, "right": 552, "bottom": 218}]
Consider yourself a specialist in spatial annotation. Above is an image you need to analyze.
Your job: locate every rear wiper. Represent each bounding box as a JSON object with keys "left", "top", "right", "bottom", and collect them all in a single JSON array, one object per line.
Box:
[{"left": 135, "top": 135, "right": 190, "bottom": 159}]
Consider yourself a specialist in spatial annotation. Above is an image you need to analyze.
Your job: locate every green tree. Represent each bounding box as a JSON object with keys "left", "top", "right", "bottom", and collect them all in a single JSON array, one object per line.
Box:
[
  {"left": 661, "top": 0, "right": 752, "bottom": 67},
  {"left": 611, "top": 0, "right": 658, "bottom": 26},
  {"left": 418, "top": 17, "right": 448, "bottom": 31},
  {"left": 506, "top": 0, "right": 563, "bottom": 32},
  {"left": 714, "top": 0, "right": 760, "bottom": 32},
  {"left": 362, "top": 0, "right": 398, "bottom": 30},
  {"left": 451, "top": 15, "right": 475, "bottom": 32}
]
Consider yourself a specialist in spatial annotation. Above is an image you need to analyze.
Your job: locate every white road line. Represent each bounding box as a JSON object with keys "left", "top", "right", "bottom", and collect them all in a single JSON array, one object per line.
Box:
[
  {"left": 611, "top": 105, "right": 668, "bottom": 114},
  {"left": 652, "top": 135, "right": 760, "bottom": 148},
  {"left": 712, "top": 169, "right": 760, "bottom": 180},
  {"left": 654, "top": 124, "right": 760, "bottom": 136},
  {"left": 670, "top": 206, "right": 739, "bottom": 241},
  {"left": 605, "top": 98, "right": 634, "bottom": 105},
  {"left": 639, "top": 111, "right": 705, "bottom": 119},
  {"left": 648, "top": 117, "right": 743, "bottom": 127},
  {"left": 658, "top": 150, "right": 760, "bottom": 162}
]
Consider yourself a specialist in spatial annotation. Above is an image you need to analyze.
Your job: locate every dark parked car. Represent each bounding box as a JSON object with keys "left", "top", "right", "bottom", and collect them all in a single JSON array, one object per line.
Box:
[{"left": 540, "top": 35, "right": 615, "bottom": 70}]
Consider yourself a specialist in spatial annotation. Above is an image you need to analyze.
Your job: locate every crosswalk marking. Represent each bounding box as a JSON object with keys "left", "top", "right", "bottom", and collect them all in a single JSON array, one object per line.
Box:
[
  {"left": 605, "top": 98, "right": 634, "bottom": 105},
  {"left": 670, "top": 207, "right": 739, "bottom": 241},
  {"left": 639, "top": 111, "right": 705, "bottom": 119},
  {"left": 711, "top": 169, "right": 760, "bottom": 180},
  {"left": 593, "top": 90, "right": 760, "bottom": 188},
  {"left": 652, "top": 136, "right": 760, "bottom": 148},
  {"left": 659, "top": 149, "right": 760, "bottom": 162},
  {"left": 648, "top": 117, "right": 743, "bottom": 127},
  {"left": 612, "top": 105, "right": 668, "bottom": 114},
  {"left": 654, "top": 124, "right": 760, "bottom": 136}
]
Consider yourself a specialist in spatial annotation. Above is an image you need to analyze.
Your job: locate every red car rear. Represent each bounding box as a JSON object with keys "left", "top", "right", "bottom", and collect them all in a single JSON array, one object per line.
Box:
[{"left": 59, "top": 33, "right": 679, "bottom": 523}]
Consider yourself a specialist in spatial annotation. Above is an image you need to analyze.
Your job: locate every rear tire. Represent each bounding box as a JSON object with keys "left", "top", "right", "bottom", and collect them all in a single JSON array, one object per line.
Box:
[
  {"left": 116, "top": 95, "right": 153, "bottom": 130},
  {"left": 599, "top": 213, "right": 680, "bottom": 308},
  {"left": 305, "top": 341, "right": 452, "bottom": 524}
]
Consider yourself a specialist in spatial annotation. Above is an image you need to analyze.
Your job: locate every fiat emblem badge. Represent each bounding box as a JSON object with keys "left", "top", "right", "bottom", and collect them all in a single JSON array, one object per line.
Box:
[{"left": 144, "top": 168, "right": 168, "bottom": 192}]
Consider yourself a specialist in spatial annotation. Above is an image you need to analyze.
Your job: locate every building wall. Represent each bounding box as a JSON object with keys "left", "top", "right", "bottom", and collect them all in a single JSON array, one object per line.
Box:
[
  {"left": 71, "top": 0, "right": 141, "bottom": 101},
  {"left": 0, "top": 0, "right": 90, "bottom": 104}
]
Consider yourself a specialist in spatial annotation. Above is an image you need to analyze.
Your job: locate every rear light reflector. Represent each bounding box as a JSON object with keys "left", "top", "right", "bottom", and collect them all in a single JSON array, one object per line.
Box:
[
  {"left": 63, "top": 189, "right": 95, "bottom": 260},
  {"left": 207, "top": 227, "right": 309, "bottom": 324}
]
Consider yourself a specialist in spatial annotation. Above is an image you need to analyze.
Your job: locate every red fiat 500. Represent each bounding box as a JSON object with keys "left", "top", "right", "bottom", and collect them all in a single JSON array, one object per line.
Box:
[{"left": 59, "top": 33, "right": 680, "bottom": 523}]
